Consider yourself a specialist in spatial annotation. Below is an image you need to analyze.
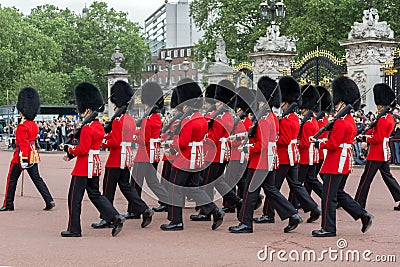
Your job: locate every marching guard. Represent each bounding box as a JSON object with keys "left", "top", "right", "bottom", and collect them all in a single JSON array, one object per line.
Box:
[
  {"left": 265, "top": 76, "right": 321, "bottom": 224},
  {"left": 354, "top": 83, "right": 400, "bottom": 209},
  {"left": 310, "top": 76, "right": 373, "bottom": 237},
  {"left": 161, "top": 79, "right": 225, "bottom": 231},
  {"left": 229, "top": 76, "right": 302, "bottom": 233},
  {"left": 60, "top": 82, "right": 125, "bottom": 237},
  {"left": 288, "top": 84, "right": 323, "bottom": 206},
  {"left": 91, "top": 80, "right": 154, "bottom": 229},
  {"left": 1, "top": 87, "right": 55, "bottom": 212},
  {"left": 126, "top": 82, "right": 169, "bottom": 219}
]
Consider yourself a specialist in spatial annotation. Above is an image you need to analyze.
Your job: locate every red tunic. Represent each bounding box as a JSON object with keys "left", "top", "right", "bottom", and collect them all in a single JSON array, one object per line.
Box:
[
  {"left": 133, "top": 113, "right": 162, "bottom": 163},
  {"left": 320, "top": 114, "right": 356, "bottom": 174},
  {"left": 12, "top": 120, "right": 40, "bottom": 165},
  {"left": 366, "top": 113, "right": 395, "bottom": 162},
  {"left": 230, "top": 116, "right": 252, "bottom": 161},
  {"left": 248, "top": 113, "right": 276, "bottom": 170},
  {"left": 102, "top": 113, "right": 136, "bottom": 168},
  {"left": 207, "top": 111, "right": 234, "bottom": 163},
  {"left": 317, "top": 116, "right": 329, "bottom": 160},
  {"left": 277, "top": 112, "right": 300, "bottom": 165},
  {"left": 171, "top": 112, "right": 208, "bottom": 170},
  {"left": 299, "top": 117, "right": 319, "bottom": 165},
  {"left": 68, "top": 120, "right": 104, "bottom": 177}
]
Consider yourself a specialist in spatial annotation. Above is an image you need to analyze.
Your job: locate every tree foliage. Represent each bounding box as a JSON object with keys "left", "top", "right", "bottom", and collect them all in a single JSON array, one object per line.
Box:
[
  {"left": 0, "top": 1, "right": 150, "bottom": 106},
  {"left": 190, "top": 0, "right": 400, "bottom": 63}
]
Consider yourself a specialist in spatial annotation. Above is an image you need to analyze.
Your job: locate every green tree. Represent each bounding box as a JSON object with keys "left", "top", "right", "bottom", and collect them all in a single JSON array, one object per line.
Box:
[
  {"left": 0, "top": 5, "right": 62, "bottom": 105},
  {"left": 68, "top": 66, "right": 97, "bottom": 102},
  {"left": 190, "top": 0, "right": 400, "bottom": 63},
  {"left": 15, "top": 70, "right": 70, "bottom": 105}
]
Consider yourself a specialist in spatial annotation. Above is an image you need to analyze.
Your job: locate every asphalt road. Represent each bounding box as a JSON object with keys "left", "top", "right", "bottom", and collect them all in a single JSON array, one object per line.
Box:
[{"left": 0, "top": 150, "right": 399, "bottom": 266}]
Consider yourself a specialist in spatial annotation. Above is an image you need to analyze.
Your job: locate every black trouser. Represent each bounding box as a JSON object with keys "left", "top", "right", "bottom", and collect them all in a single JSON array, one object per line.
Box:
[
  {"left": 202, "top": 162, "right": 240, "bottom": 206},
  {"left": 168, "top": 167, "right": 217, "bottom": 224},
  {"left": 240, "top": 169, "right": 297, "bottom": 227},
  {"left": 67, "top": 176, "right": 119, "bottom": 234},
  {"left": 289, "top": 164, "right": 323, "bottom": 206},
  {"left": 3, "top": 163, "right": 53, "bottom": 208},
  {"left": 102, "top": 167, "right": 148, "bottom": 216},
  {"left": 128, "top": 162, "right": 168, "bottom": 212},
  {"left": 321, "top": 173, "right": 366, "bottom": 233},
  {"left": 222, "top": 160, "right": 246, "bottom": 207},
  {"left": 266, "top": 164, "right": 318, "bottom": 218},
  {"left": 161, "top": 160, "right": 173, "bottom": 184},
  {"left": 355, "top": 160, "right": 400, "bottom": 208}
]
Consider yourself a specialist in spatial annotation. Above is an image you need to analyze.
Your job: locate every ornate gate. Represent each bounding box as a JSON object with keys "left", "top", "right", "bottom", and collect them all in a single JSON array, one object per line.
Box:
[
  {"left": 234, "top": 62, "right": 253, "bottom": 89},
  {"left": 290, "top": 47, "right": 347, "bottom": 87},
  {"left": 382, "top": 48, "right": 400, "bottom": 96}
]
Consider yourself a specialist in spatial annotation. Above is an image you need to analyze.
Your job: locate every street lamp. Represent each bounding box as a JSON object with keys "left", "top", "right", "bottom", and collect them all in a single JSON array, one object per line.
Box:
[
  {"left": 260, "top": 0, "right": 286, "bottom": 24},
  {"left": 182, "top": 58, "right": 189, "bottom": 78},
  {"left": 165, "top": 56, "right": 172, "bottom": 89}
]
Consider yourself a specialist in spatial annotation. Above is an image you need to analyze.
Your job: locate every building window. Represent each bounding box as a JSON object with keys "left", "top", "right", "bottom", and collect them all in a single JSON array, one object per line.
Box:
[
  {"left": 159, "top": 77, "right": 162, "bottom": 84},
  {"left": 159, "top": 65, "right": 163, "bottom": 71},
  {"left": 192, "top": 62, "right": 196, "bottom": 70},
  {"left": 174, "top": 50, "right": 178, "bottom": 58},
  {"left": 171, "top": 76, "right": 176, "bottom": 84},
  {"left": 167, "top": 50, "right": 171, "bottom": 57},
  {"left": 178, "top": 75, "right": 181, "bottom": 81},
  {"left": 180, "top": 49, "right": 185, "bottom": 57},
  {"left": 172, "top": 65, "right": 176, "bottom": 71},
  {"left": 161, "top": 51, "right": 165, "bottom": 59},
  {"left": 187, "top": 49, "right": 191, "bottom": 57},
  {"left": 178, "top": 64, "right": 181, "bottom": 70},
  {"left": 192, "top": 75, "right": 196, "bottom": 81}
]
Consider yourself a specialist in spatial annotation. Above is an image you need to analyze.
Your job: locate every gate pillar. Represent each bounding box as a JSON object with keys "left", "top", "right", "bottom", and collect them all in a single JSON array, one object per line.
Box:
[{"left": 340, "top": 8, "right": 400, "bottom": 113}]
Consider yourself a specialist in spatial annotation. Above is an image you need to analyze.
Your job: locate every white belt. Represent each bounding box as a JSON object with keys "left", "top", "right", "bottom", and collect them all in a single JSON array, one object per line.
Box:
[
  {"left": 268, "top": 142, "right": 277, "bottom": 171},
  {"left": 189, "top": 141, "right": 204, "bottom": 169},
  {"left": 308, "top": 143, "right": 315, "bottom": 166},
  {"left": 88, "top": 150, "right": 100, "bottom": 178},
  {"left": 383, "top": 137, "right": 390, "bottom": 161},
  {"left": 323, "top": 149, "right": 327, "bottom": 160},
  {"left": 219, "top": 137, "right": 230, "bottom": 163},
  {"left": 162, "top": 140, "right": 174, "bottom": 147},
  {"left": 149, "top": 138, "right": 161, "bottom": 163},
  {"left": 287, "top": 139, "right": 298, "bottom": 166},
  {"left": 228, "top": 132, "right": 248, "bottom": 141},
  {"left": 338, "top": 143, "right": 352, "bottom": 173},
  {"left": 120, "top": 142, "right": 131, "bottom": 169}
]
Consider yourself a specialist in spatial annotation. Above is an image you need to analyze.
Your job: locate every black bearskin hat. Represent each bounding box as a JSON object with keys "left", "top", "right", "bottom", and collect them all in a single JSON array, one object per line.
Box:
[
  {"left": 257, "top": 75, "right": 281, "bottom": 108},
  {"left": 373, "top": 83, "right": 396, "bottom": 108},
  {"left": 332, "top": 76, "right": 360, "bottom": 110},
  {"left": 170, "top": 88, "right": 178, "bottom": 109},
  {"left": 205, "top": 83, "right": 217, "bottom": 104},
  {"left": 235, "top": 86, "right": 255, "bottom": 112},
  {"left": 278, "top": 76, "right": 301, "bottom": 104},
  {"left": 299, "top": 85, "right": 320, "bottom": 112},
  {"left": 17, "top": 87, "right": 40, "bottom": 121},
  {"left": 75, "top": 82, "right": 104, "bottom": 114},
  {"left": 176, "top": 78, "right": 203, "bottom": 108},
  {"left": 110, "top": 80, "right": 134, "bottom": 108},
  {"left": 215, "top": 79, "right": 236, "bottom": 109},
  {"left": 141, "top": 82, "right": 164, "bottom": 109},
  {"left": 316, "top": 86, "right": 332, "bottom": 112}
]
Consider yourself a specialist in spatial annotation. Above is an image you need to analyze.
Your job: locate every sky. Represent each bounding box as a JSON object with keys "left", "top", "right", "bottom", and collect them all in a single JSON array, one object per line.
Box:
[{"left": 0, "top": 0, "right": 180, "bottom": 26}]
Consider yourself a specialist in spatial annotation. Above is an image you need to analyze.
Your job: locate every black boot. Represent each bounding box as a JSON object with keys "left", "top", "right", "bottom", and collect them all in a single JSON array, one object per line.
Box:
[
  {"left": 0, "top": 206, "right": 14, "bottom": 211},
  {"left": 254, "top": 215, "right": 275, "bottom": 224},
  {"left": 307, "top": 207, "right": 321, "bottom": 223},
  {"left": 190, "top": 213, "right": 211, "bottom": 221},
  {"left": 284, "top": 213, "right": 303, "bottom": 233},
  {"left": 312, "top": 228, "right": 336, "bottom": 237},
  {"left": 91, "top": 219, "right": 113, "bottom": 229},
  {"left": 160, "top": 222, "right": 184, "bottom": 231},
  {"left": 394, "top": 203, "right": 400, "bottom": 211},
  {"left": 360, "top": 212, "right": 373, "bottom": 233},
  {"left": 152, "top": 204, "right": 168, "bottom": 212},
  {"left": 43, "top": 201, "right": 55, "bottom": 211},
  {"left": 60, "top": 230, "right": 82, "bottom": 237},
  {"left": 211, "top": 208, "right": 225, "bottom": 230},
  {"left": 123, "top": 212, "right": 141, "bottom": 219},
  {"left": 111, "top": 214, "right": 125, "bottom": 237},
  {"left": 141, "top": 208, "right": 154, "bottom": 228},
  {"left": 228, "top": 223, "right": 253, "bottom": 233}
]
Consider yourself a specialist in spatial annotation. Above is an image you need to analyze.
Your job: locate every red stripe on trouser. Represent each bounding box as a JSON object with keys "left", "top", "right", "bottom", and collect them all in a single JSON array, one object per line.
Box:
[
  {"left": 241, "top": 171, "right": 256, "bottom": 222},
  {"left": 323, "top": 175, "right": 332, "bottom": 230},
  {"left": 3, "top": 163, "right": 14, "bottom": 207},
  {"left": 264, "top": 198, "right": 270, "bottom": 215},
  {"left": 68, "top": 176, "right": 77, "bottom": 231},
  {"left": 204, "top": 167, "right": 211, "bottom": 184},
  {"left": 171, "top": 170, "right": 178, "bottom": 221},
  {"left": 103, "top": 168, "right": 111, "bottom": 195},
  {"left": 356, "top": 161, "right": 372, "bottom": 202}
]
